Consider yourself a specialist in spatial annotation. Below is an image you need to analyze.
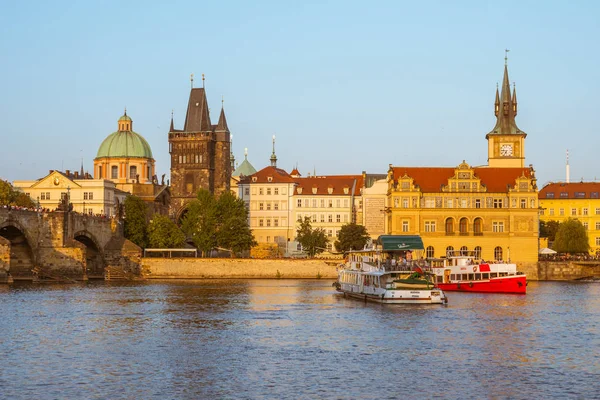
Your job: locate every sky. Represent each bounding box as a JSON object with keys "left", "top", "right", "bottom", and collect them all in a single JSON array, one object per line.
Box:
[{"left": 1, "top": 0, "right": 599, "bottom": 187}]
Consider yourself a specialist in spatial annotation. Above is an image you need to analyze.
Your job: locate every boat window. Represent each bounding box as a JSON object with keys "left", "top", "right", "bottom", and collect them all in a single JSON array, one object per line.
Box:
[
  {"left": 468, "top": 274, "right": 475, "bottom": 280},
  {"left": 475, "top": 273, "right": 481, "bottom": 280},
  {"left": 483, "top": 273, "right": 489, "bottom": 279},
  {"left": 450, "top": 274, "right": 456, "bottom": 281},
  {"left": 437, "top": 276, "right": 443, "bottom": 283},
  {"left": 490, "top": 273, "right": 497, "bottom": 278}
]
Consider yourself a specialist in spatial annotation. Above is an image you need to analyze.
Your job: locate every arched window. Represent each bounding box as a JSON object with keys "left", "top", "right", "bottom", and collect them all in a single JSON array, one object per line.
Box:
[
  {"left": 129, "top": 166, "right": 137, "bottom": 179},
  {"left": 111, "top": 166, "right": 118, "bottom": 179},
  {"left": 426, "top": 246, "right": 435, "bottom": 258},
  {"left": 460, "top": 246, "right": 468, "bottom": 255},
  {"left": 494, "top": 246, "right": 503, "bottom": 261},
  {"left": 459, "top": 218, "right": 468, "bottom": 234},
  {"left": 446, "top": 246, "right": 454, "bottom": 258},
  {"left": 474, "top": 246, "right": 482, "bottom": 259},
  {"left": 98, "top": 166, "right": 102, "bottom": 179},
  {"left": 445, "top": 218, "right": 454, "bottom": 234},
  {"left": 473, "top": 218, "right": 483, "bottom": 235}
]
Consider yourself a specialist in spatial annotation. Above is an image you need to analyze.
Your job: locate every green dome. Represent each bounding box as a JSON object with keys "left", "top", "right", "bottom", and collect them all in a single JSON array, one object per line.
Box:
[
  {"left": 96, "top": 130, "right": 153, "bottom": 159},
  {"left": 118, "top": 114, "right": 132, "bottom": 122}
]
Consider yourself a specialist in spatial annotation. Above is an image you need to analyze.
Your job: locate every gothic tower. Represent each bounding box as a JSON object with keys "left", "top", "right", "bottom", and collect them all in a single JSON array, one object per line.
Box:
[
  {"left": 169, "top": 83, "right": 231, "bottom": 219},
  {"left": 486, "top": 56, "right": 527, "bottom": 168}
]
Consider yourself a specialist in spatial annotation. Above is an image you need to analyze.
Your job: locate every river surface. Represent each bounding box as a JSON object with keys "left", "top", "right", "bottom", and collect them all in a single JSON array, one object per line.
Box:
[{"left": 0, "top": 280, "right": 598, "bottom": 399}]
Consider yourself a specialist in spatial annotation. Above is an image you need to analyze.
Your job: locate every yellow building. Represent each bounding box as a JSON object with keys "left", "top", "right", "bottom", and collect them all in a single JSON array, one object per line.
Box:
[
  {"left": 539, "top": 182, "right": 600, "bottom": 254},
  {"left": 14, "top": 170, "right": 127, "bottom": 216},
  {"left": 385, "top": 61, "right": 539, "bottom": 264}
]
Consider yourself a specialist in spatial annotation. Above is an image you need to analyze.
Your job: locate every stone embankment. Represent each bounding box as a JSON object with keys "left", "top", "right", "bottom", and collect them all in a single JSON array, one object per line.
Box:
[{"left": 141, "top": 257, "right": 340, "bottom": 279}]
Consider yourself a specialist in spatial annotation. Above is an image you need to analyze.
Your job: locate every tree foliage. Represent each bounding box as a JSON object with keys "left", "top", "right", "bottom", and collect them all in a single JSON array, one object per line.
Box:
[
  {"left": 214, "top": 191, "right": 257, "bottom": 256},
  {"left": 553, "top": 218, "right": 590, "bottom": 254},
  {"left": 334, "top": 223, "right": 370, "bottom": 253},
  {"left": 540, "top": 220, "right": 560, "bottom": 242},
  {"left": 147, "top": 214, "right": 186, "bottom": 248},
  {"left": 123, "top": 195, "right": 148, "bottom": 248},
  {"left": 0, "top": 180, "right": 36, "bottom": 208},
  {"left": 296, "top": 217, "right": 328, "bottom": 257},
  {"left": 181, "top": 189, "right": 256, "bottom": 257}
]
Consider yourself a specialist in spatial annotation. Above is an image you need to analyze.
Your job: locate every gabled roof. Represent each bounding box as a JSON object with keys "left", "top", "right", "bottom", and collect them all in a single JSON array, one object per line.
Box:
[
  {"left": 539, "top": 182, "right": 600, "bottom": 199},
  {"left": 240, "top": 166, "right": 296, "bottom": 184},
  {"left": 293, "top": 175, "right": 363, "bottom": 196},
  {"left": 390, "top": 166, "right": 531, "bottom": 193}
]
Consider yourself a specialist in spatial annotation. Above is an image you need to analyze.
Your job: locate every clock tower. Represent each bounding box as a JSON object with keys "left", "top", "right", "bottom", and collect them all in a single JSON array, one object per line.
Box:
[{"left": 486, "top": 56, "right": 527, "bottom": 168}]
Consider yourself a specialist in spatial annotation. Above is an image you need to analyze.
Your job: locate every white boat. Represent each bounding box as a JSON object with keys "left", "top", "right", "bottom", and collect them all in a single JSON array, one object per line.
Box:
[{"left": 334, "top": 248, "right": 448, "bottom": 305}]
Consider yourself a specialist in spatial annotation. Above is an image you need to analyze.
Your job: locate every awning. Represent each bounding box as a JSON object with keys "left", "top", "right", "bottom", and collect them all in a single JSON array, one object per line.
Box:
[{"left": 376, "top": 235, "right": 424, "bottom": 251}]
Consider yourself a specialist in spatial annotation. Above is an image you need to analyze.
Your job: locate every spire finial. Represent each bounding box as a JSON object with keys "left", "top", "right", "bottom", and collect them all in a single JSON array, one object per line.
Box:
[
  {"left": 504, "top": 48, "right": 510, "bottom": 65},
  {"left": 244, "top": 147, "right": 248, "bottom": 159},
  {"left": 202, "top": 73, "right": 205, "bottom": 88},
  {"left": 124, "top": 106, "right": 127, "bottom": 116},
  {"left": 171, "top": 109, "right": 174, "bottom": 118},
  {"left": 270, "top": 135, "right": 277, "bottom": 167},
  {"left": 221, "top": 95, "right": 224, "bottom": 108},
  {"left": 190, "top": 73, "right": 194, "bottom": 88}
]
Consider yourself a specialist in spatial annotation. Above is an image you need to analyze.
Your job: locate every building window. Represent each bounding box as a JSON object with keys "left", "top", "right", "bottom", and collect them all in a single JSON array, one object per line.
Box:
[
  {"left": 583, "top": 222, "right": 588, "bottom": 230},
  {"left": 549, "top": 208, "right": 554, "bottom": 216},
  {"left": 402, "top": 220, "right": 409, "bottom": 232},
  {"left": 492, "top": 221, "right": 504, "bottom": 233},
  {"left": 328, "top": 214, "right": 333, "bottom": 223},
  {"left": 560, "top": 192, "right": 568, "bottom": 198},
  {"left": 327, "top": 229, "right": 333, "bottom": 238},
  {"left": 583, "top": 208, "right": 589, "bottom": 216},
  {"left": 459, "top": 218, "right": 468, "bottom": 234},
  {"left": 520, "top": 199, "right": 526, "bottom": 208},
  {"left": 575, "top": 192, "right": 586, "bottom": 198},
  {"left": 267, "top": 188, "right": 271, "bottom": 195},
  {"left": 41, "top": 192, "right": 46, "bottom": 200},
  {"left": 111, "top": 166, "right": 118, "bottom": 179},
  {"left": 336, "top": 214, "right": 341, "bottom": 223},
  {"left": 274, "top": 203, "right": 279, "bottom": 211},
  {"left": 336, "top": 199, "right": 341, "bottom": 207},
  {"left": 426, "top": 246, "right": 435, "bottom": 258},
  {"left": 259, "top": 188, "right": 264, "bottom": 195},
  {"left": 129, "top": 166, "right": 137, "bottom": 179},
  {"left": 297, "top": 199, "right": 302, "bottom": 208},
  {"left": 596, "top": 222, "right": 600, "bottom": 230},
  {"left": 266, "top": 236, "right": 270, "bottom": 243},
  {"left": 474, "top": 246, "right": 482, "bottom": 259},
  {"left": 571, "top": 208, "right": 577, "bottom": 216},
  {"left": 344, "top": 199, "right": 349, "bottom": 208},
  {"left": 559, "top": 208, "right": 564, "bottom": 216},
  {"left": 446, "top": 246, "right": 454, "bottom": 257},
  {"left": 460, "top": 246, "right": 468, "bottom": 256},
  {"left": 320, "top": 214, "right": 325, "bottom": 223},
  {"left": 98, "top": 166, "right": 102, "bottom": 178},
  {"left": 245, "top": 188, "right": 250, "bottom": 196},
  {"left": 425, "top": 198, "right": 435, "bottom": 208},
  {"left": 266, "top": 202, "right": 271, "bottom": 211},
  {"left": 445, "top": 218, "right": 454, "bottom": 234},
  {"left": 425, "top": 221, "right": 436, "bottom": 232},
  {"left": 259, "top": 219, "right": 264, "bottom": 227},
  {"left": 320, "top": 199, "right": 325, "bottom": 208},
  {"left": 311, "top": 199, "right": 316, "bottom": 207},
  {"left": 266, "top": 219, "right": 271, "bottom": 227},
  {"left": 312, "top": 214, "right": 317, "bottom": 222},
  {"left": 596, "top": 208, "right": 600, "bottom": 215},
  {"left": 84, "top": 192, "right": 88, "bottom": 200},
  {"left": 494, "top": 246, "right": 503, "bottom": 261},
  {"left": 546, "top": 193, "right": 555, "bottom": 198},
  {"left": 402, "top": 198, "right": 409, "bottom": 208},
  {"left": 259, "top": 202, "right": 264, "bottom": 210},
  {"left": 493, "top": 199, "right": 503, "bottom": 208},
  {"left": 596, "top": 237, "right": 600, "bottom": 246},
  {"left": 475, "top": 199, "right": 481, "bottom": 209},
  {"left": 343, "top": 214, "right": 349, "bottom": 223},
  {"left": 328, "top": 199, "right": 333, "bottom": 208},
  {"left": 446, "top": 199, "right": 453, "bottom": 208}
]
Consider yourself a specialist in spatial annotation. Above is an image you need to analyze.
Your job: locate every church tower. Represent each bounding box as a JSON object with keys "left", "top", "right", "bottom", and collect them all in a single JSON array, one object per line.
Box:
[
  {"left": 486, "top": 54, "right": 527, "bottom": 168},
  {"left": 168, "top": 78, "right": 231, "bottom": 219}
]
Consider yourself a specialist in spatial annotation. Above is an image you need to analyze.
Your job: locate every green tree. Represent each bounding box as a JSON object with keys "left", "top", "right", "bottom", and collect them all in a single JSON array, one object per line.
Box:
[
  {"left": 540, "top": 220, "right": 560, "bottom": 242},
  {"left": 215, "top": 191, "right": 256, "bottom": 256},
  {"left": 147, "top": 214, "right": 186, "bottom": 248},
  {"left": 181, "top": 189, "right": 217, "bottom": 256},
  {"left": 296, "top": 217, "right": 328, "bottom": 257},
  {"left": 334, "top": 223, "right": 370, "bottom": 253},
  {"left": 0, "top": 180, "right": 35, "bottom": 208},
  {"left": 553, "top": 218, "right": 590, "bottom": 254},
  {"left": 123, "top": 195, "right": 148, "bottom": 248},
  {"left": 0, "top": 180, "right": 11, "bottom": 205}
]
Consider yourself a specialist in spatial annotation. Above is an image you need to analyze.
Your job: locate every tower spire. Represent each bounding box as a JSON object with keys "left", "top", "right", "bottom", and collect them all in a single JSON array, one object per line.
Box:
[
  {"left": 190, "top": 73, "right": 194, "bottom": 89},
  {"left": 170, "top": 110, "right": 174, "bottom": 131},
  {"left": 486, "top": 52, "right": 524, "bottom": 137},
  {"left": 270, "top": 135, "right": 277, "bottom": 167},
  {"left": 512, "top": 82, "right": 517, "bottom": 115},
  {"left": 494, "top": 82, "right": 500, "bottom": 116}
]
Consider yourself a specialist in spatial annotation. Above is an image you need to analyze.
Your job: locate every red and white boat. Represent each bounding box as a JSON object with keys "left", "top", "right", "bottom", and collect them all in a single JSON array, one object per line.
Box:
[{"left": 429, "top": 251, "right": 526, "bottom": 294}]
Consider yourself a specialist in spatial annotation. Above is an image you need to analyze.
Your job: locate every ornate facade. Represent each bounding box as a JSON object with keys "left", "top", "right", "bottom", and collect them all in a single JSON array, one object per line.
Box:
[
  {"left": 385, "top": 61, "right": 539, "bottom": 263},
  {"left": 169, "top": 87, "right": 231, "bottom": 219}
]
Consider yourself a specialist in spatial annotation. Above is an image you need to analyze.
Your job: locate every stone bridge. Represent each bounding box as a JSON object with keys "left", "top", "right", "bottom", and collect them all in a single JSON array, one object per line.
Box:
[{"left": 0, "top": 208, "right": 141, "bottom": 282}]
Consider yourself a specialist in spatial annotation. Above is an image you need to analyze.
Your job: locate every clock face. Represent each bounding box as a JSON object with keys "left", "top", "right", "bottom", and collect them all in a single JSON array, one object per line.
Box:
[{"left": 500, "top": 144, "right": 513, "bottom": 156}]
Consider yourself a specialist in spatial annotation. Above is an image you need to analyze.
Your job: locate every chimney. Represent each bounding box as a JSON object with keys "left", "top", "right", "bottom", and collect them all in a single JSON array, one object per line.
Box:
[
  {"left": 49, "top": 169, "right": 54, "bottom": 175},
  {"left": 66, "top": 169, "right": 70, "bottom": 177},
  {"left": 74, "top": 172, "right": 79, "bottom": 179}
]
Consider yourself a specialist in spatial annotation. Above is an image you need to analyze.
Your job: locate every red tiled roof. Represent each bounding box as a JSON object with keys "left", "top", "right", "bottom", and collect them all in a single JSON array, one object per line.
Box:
[
  {"left": 390, "top": 167, "right": 531, "bottom": 193},
  {"left": 538, "top": 182, "right": 600, "bottom": 199},
  {"left": 293, "top": 175, "right": 363, "bottom": 196},
  {"left": 239, "top": 166, "right": 296, "bottom": 184}
]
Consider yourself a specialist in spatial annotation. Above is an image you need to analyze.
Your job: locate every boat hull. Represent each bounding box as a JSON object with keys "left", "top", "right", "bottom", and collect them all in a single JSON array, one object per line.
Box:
[
  {"left": 338, "top": 287, "right": 447, "bottom": 304},
  {"left": 437, "top": 275, "right": 526, "bottom": 294}
]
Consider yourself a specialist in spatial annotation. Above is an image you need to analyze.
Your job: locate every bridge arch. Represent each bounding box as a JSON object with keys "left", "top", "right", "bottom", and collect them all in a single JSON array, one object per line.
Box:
[
  {"left": 0, "top": 221, "right": 36, "bottom": 279},
  {"left": 73, "top": 230, "right": 105, "bottom": 279}
]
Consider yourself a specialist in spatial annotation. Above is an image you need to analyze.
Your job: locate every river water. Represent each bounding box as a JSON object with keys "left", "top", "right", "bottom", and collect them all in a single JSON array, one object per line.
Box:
[{"left": 0, "top": 280, "right": 598, "bottom": 399}]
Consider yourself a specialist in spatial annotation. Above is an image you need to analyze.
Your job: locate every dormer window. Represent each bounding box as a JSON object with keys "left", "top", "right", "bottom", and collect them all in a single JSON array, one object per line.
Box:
[
  {"left": 328, "top": 187, "right": 333, "bottom": 194},
  {"left": 252, "top": 177, "right": 257, "bottom": 182},
  {"left": 268, "top": 177, "right": 273, "bottom": 182},
  {"left": 312, "top": 187, "right": 317, "bottom": 194},
  {"left": 297, "top": 188, "right": 302, "bottom": 194},
  {"left": 343, "top": 187, "right": 349, "bottom": 195}
]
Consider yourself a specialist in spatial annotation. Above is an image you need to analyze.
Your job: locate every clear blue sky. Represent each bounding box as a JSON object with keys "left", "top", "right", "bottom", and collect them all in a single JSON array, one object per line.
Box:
[{"left": 1, "top": 0, "right": 599, "bottom": 186}]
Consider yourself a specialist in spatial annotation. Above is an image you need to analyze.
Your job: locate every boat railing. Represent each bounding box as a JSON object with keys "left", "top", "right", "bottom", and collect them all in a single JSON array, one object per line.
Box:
[{"left": 382, "top": 260, "right": 432, "bottom": 273}]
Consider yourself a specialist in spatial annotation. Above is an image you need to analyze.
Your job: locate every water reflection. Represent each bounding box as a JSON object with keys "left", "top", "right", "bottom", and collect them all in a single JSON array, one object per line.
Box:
[{"left": 0, "top": 280, "right": 598, "bottom": 399}]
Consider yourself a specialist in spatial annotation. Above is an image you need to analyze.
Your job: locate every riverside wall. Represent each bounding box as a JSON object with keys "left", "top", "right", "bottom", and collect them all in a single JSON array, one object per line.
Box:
[{"left": 141, "top": 257, "right": 340, "bottom": 279}]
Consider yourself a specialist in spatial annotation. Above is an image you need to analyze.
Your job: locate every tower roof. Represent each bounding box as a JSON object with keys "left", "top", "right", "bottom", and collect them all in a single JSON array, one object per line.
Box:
[
  {"left": 183, "top": 88, "right": 212, "bottom": 132},
  {"left": 216, "top": 107, "right": 229, "bottom": 132},
  {"left": 486, "top": 61, "right": 526, "bottom": 138}
]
